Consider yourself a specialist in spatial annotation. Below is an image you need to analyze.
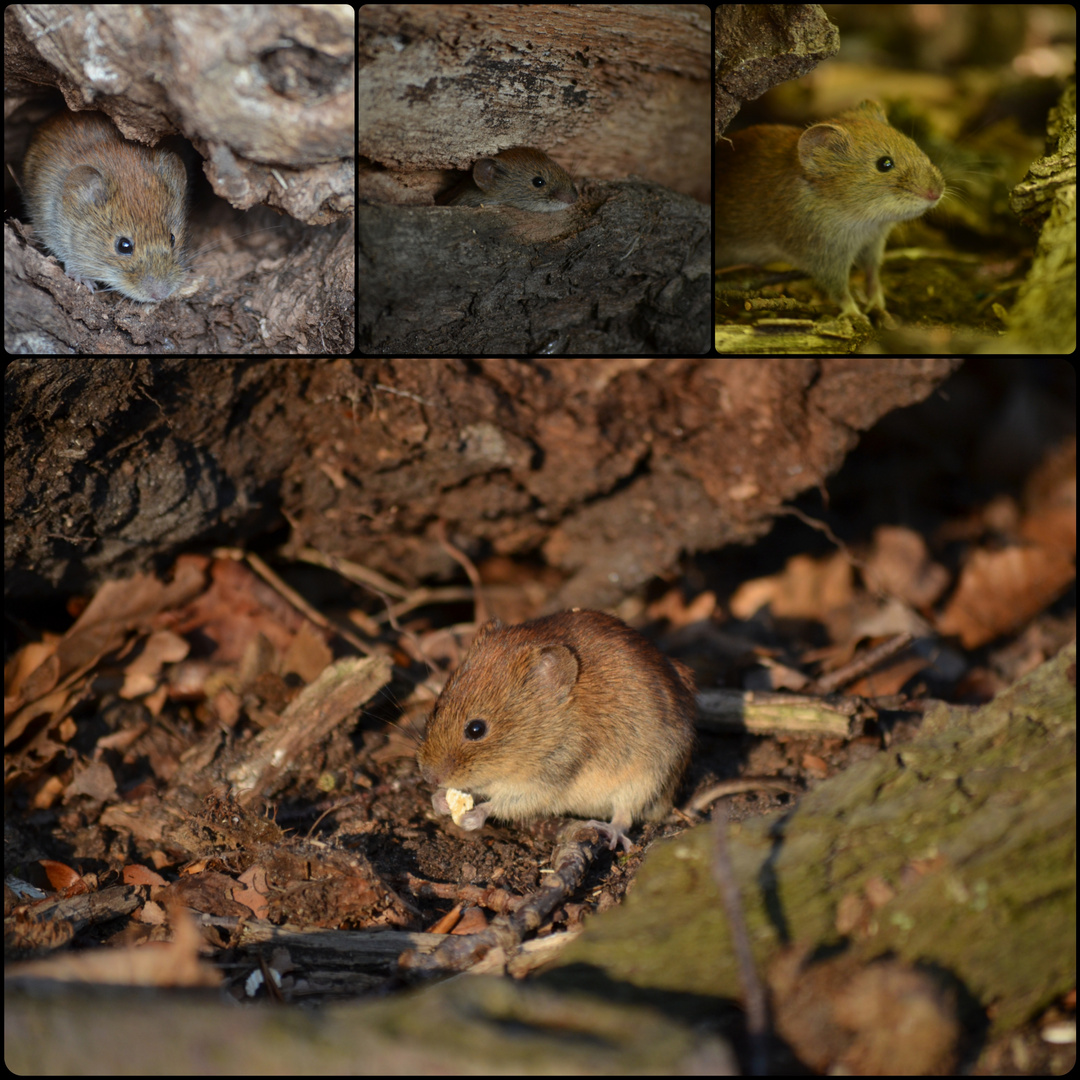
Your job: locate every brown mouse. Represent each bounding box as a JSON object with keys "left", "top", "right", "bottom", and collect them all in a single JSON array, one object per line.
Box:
[
  {"left": 440, "top": 147, "right": 578, "bottom": 212},
  {"left": 714, "top": 100, "right": 944, "bottom": 317},
  {"left": 22, "top": 110, "right": 189, "bottom": 302},
  {"left": 416, "top": 609, "right": 696, "bottom": 852}
]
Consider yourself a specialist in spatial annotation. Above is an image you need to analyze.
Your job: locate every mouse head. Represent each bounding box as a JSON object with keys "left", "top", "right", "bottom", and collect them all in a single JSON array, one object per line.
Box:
[
  {"left": 63, "top": 149, "right": 188, "bottom": 302},
  {"left": 473, "top": 147, "right": 578, "bottom": 212},
  {"left": 416, "top": 618, "right": 587, "bottom": 796}
]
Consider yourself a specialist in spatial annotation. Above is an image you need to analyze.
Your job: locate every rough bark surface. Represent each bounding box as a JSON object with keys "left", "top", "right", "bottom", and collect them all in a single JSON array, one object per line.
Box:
[
  {"left": 1002, "top": 80, "right": 1077, "bottom": 355},
  {"left": 360, "top": 5, "right": 710, "bottom": 203},
  {"left": 5, "top": 359, "right": 960, "bottom": 607},
  {"left": 359, "top": 181, "right": 711, "bottom": 355},
  {"left": 715, "top": 5, "right": 839, "bottom": 138},
  {"left": 551, "top": 641, "right": 1077, "bottom": 1039},
  {"left": 5, "top": 975, "right": 737, "bottom": 1074}
]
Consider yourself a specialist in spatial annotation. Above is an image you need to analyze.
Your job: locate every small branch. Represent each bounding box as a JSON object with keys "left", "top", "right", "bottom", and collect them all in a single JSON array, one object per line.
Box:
[
  {"left": 398, "top": 823, "right": 607, "bottom": 976},
  {"left": 711, "top": 803, "right": 768, "bottom": 1075}
]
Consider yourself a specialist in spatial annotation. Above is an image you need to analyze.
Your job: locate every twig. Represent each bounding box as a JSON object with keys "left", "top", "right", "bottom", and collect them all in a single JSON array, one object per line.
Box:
[
  {"left": 216, "top": 547, "right": 373, "bottom": 655},
  {"left": 432, "top": 519, "right": 488, "bottom": 625},
  {"left": 695, "top": 688, "right": 859, "bottom": 738},
  {"left": 398, "top": 823, "right": 606, "bottom": 975},
  {"left": 711, "top": 803, "right": 768, "bottom": 1075},
  {"left": 807, "top": 632, "right": 913, "bottom": 695},
  {"left": 687, "top": 778, "right": 800, "bottom": 816}
]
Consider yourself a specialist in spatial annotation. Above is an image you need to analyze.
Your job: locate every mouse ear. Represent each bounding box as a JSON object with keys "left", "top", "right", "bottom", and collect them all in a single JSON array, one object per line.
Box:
[
  {"left": 797, "top": 121, "right": 851, "bottom": 175},
  {"left": 472, "top": 157, "right": 501, "bottom": 191},
  {"left": 471, "top": 617, "right": 504, "bottom": 649},
  {"left": 854, "top": 100, "right": 889, "bottom": 124},
  {"left": 530, "top": 644, "right": 578, "bottom": 703},
  {"left": 64, "top": 165, "right": 110, "bottom": 210}
]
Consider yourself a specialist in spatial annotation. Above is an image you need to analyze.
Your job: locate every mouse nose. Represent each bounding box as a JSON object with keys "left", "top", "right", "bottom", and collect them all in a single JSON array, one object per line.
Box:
[{"left": 139, "top": 275, "right": 181, "bottom": 302}]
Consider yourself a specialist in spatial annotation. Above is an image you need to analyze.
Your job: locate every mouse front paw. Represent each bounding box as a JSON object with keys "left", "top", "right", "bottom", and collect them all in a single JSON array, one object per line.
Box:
[
  {"left": 431, "top": 788, "right": 492, "bottom": 830},
  {"left": 457, "top": 802, "right": 492, "bottom": 831}
]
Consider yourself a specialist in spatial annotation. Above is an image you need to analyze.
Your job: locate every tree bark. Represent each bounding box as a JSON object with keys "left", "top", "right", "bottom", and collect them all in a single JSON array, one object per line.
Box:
[{"left": 5, "top": 358, "right": 960, "bottom": 607}]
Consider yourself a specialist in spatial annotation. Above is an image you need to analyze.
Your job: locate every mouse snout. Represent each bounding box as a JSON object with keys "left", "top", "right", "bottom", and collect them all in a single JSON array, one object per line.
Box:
[{"left": 417, "top": 732, "right": 455, "bottom": 787}]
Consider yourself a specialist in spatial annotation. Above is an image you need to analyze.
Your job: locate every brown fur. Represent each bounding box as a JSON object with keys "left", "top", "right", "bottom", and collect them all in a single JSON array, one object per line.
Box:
[
  {"left": 417, "top": 610, "right": 696, "bottom": 846},
  {"left": 23, "top": 111, "right": 188, "bottom": 302},
  {"left": 441, "top": 147, "right": 577, "bottom": 212},
  {"left": 715, "top": 100, "right": 943, "bottom": 316}
]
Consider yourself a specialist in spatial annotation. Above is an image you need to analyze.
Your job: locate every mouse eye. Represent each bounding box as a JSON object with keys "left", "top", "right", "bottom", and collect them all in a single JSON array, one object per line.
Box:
[
  {"left": 876, "top": 156, "right": 895, "bottom": 173},
  {"left": 531, "top": 175, "right": 545, "bottom": 189},
  {"left": 464, "top": 719, "right": 488, "bottom": 741},
  {"left": 169, "top": 233, "right": 176, "bottom": 248},
  {"left": 116, "top": 237, "right": 134, "bottom": 256}
]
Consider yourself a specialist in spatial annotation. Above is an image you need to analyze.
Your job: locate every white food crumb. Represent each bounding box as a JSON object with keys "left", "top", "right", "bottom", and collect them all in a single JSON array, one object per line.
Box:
[{"left": 446, "top": 788, "right": 474, "bottom": 826}]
